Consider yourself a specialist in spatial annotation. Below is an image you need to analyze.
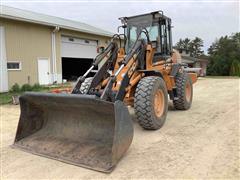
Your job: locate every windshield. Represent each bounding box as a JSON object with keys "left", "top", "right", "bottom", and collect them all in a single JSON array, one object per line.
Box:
[
  {"left": 125, "top": 14, "right": 153, "bottom": 53},
  {"left": 126, "top": 25, "right": 159, "bottom": 51},
  {"left": 123, "top": 13, "right": 172, "bottom": 57}
]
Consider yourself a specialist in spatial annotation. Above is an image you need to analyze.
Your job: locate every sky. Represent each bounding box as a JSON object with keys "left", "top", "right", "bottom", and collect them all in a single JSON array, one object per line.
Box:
[{"left": 1, "top": 0, "right": 239, "bottom": 53}]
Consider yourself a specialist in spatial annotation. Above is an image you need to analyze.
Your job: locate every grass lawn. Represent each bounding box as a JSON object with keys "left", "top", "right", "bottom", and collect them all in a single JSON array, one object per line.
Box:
[
  {"left": 0, "top": 83, "right": 72, "bottom": 105},
  {"left": 0, "top": 92, "right": 23, "bottom": 105}
]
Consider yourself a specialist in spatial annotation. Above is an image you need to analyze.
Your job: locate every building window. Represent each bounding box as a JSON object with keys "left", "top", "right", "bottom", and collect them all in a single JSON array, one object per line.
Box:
[
  {"left": 68, "top": 38, "right": 74, "bottom": 42},
  {"left": 7, "top": 62, "right": 21, "bottom": 70},
  {"left": 98, "top": 46, "right": 105, "bottom": 53}
]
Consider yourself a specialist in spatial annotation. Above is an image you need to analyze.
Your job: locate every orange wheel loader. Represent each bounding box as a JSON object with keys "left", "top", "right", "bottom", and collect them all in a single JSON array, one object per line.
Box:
[{"left": 12, "top": 11, "right": 197, "bottom": 172}]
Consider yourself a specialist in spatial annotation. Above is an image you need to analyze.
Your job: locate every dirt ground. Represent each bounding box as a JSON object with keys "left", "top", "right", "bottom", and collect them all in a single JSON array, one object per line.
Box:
[{"left": 1, "top": 77, "right": 239, "bottom": 179}]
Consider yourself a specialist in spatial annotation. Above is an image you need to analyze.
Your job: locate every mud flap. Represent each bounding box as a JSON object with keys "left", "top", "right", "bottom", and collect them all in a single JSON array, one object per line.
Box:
[{"left": 12, "top": 92, "right": 133, "bottom": 172}]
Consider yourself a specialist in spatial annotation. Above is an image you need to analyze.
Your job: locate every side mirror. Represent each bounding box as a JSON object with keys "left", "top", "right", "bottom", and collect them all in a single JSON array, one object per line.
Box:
[{"left": 117, "top": 25, "right": 127, "bottom": 33}]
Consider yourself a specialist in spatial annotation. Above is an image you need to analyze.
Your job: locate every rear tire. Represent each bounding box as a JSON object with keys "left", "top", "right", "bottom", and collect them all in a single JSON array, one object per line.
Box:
[
  {"left": 134, "top": 76, "right": 168, "bottom": 130},
  {"left": 80, "top": 77, "right": 93, "bottom": 94},
  {"left": 173, "top": 72, "right": 193, "bottom": 110}
]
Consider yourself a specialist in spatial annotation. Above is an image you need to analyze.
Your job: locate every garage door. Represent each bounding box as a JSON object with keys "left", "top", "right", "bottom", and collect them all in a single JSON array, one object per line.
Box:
[{"left": 61, "top": 36, "right": 98, "bottom": 59}]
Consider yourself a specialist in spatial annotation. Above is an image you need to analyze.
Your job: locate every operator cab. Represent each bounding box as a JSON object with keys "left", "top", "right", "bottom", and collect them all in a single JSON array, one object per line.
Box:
[{"left": 119, "top": 11, "right": 173, "bottom": 61}]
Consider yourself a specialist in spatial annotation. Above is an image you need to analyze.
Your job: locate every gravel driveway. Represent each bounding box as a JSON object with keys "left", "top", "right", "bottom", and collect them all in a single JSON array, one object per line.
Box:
[{"left": 1, "top": 77, "right": 239, "bottom": 179}]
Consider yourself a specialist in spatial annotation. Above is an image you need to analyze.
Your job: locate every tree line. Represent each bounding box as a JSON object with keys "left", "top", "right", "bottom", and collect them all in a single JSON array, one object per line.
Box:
[
  {"left": 175, "top": 32, "right": 240, "bottom": 76},
  {"left": 175, "top": 37, "right": 204, "bottom": 57}
]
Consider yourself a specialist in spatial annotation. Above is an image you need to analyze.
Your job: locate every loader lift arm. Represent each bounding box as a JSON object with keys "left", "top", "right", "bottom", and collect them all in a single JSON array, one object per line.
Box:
[
  {"left": 100, "top": 39, "right": 144, "bottom": 101},
  {"left": 95, "top": 30, "right": 149, "bottom": 102},
  {"left": 72, "top": 39, "right": 119, "bottom": 94},
  {"left": 72, "top": 29, "right": 149, "bottom": 102}
]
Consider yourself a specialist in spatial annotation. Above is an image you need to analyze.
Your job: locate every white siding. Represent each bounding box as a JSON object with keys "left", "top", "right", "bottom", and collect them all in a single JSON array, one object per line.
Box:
[{"left": 0, "top": 26, "right": 9, "bottom": 92}]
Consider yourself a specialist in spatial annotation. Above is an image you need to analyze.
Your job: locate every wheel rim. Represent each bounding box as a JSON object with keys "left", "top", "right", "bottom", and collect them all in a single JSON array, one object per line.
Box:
[
  {"left": 154, "top": 89, "right": 165, "bottom": 118},
  {"left": 185, "top": 81, "right": 192, "bottom": 102}
]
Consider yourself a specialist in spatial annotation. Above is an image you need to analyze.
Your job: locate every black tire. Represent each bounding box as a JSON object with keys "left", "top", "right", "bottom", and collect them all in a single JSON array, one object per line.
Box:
[
  {"left": 134, "top": 76, "right": 168, "bottom": 130},
  {"left": 173, "top": 72, "right": 193, "bottom": 110},
  {"left": 79, "top": 77, "right": 93, "bottom": 94}
]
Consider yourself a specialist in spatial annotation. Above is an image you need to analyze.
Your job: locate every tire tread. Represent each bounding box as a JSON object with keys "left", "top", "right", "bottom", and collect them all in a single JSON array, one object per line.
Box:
[
  {"left": 173, "top": 72, "right": 192, "bottom": 110},
  {"left": 79, "top": 77, "right": 93, "bottom": 94},
  {"left": 134, "top": 76, "right": 167, "bottom": 130}
]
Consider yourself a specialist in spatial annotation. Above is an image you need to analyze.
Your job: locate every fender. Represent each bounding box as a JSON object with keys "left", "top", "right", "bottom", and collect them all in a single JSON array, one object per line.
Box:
[
  {"left": 138, "top": 70, "right": 177, "bottom": 100},
  {"left": 137, "top": 70, "right": 164, "bottom": 78}
]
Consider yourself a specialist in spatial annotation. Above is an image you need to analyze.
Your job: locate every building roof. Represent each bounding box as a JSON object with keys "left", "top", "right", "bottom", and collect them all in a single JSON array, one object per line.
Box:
[
  {"left": 182, "top": 55, "right": 198, "bottom": 62},
  {"left": 182, "top": 55, "right": 208, "bottom": 64},
  {"left": 0, "top": 5, "right": 113, "bottom": 37}
]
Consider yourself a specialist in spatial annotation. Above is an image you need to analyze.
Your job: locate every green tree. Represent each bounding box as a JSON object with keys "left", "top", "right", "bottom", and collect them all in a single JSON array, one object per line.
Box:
[
  {"left": 189, "top": 37, "right": 204, "bottom": 57},
  {"left": 207, "top": 32, "right": 240, "bottom": 76},
  {"left": 176, "top": 38, "right": 184, "bottom": 49},
  {"left": 175, "top": 37, "right": 204, "bottom": 57},
  {"left": 182, "top": 38, "right": 191, "bottom": 50},
  {"left": 230, "top": 60, "right": 240, "bottom": 76}
]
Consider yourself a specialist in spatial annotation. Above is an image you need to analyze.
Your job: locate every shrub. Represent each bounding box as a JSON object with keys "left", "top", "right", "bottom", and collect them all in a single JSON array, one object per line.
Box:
[
  {"left": 10, "top": 83, "right": 21, "bottom": 92},
  {"left": 21, "top": 84, "right": 33, "bottom": 92},
  {"left": 32, "top": 83, "right": 43, "bottom": 91}
]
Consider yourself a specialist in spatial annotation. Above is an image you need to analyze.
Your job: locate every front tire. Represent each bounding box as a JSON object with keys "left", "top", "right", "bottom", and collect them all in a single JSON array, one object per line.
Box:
[
  {"left": 134, "top": 76, "right": 168, "bottom": 130},
  {"left": 79, "top": 77, "right": 93, "bottom": 94},
  {"left": 173, "top": 72, "right": 193, "bottom": 110}
]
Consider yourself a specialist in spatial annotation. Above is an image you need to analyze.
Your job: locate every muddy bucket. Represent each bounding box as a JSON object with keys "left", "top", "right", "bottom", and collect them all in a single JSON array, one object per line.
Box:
[{"left": 12, "top": 92, "right": 133, "bottom": 172}]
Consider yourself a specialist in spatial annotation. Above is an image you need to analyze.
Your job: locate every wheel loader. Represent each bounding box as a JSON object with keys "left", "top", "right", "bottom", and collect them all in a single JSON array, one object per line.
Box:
[{"left": 12, "top": 11, "right": 197, "bottom": 172}]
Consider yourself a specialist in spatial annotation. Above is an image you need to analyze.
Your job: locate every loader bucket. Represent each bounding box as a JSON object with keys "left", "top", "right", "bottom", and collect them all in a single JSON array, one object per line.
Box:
[{"left": 12, "top": 92, "right": 133, "bottom": 172}]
